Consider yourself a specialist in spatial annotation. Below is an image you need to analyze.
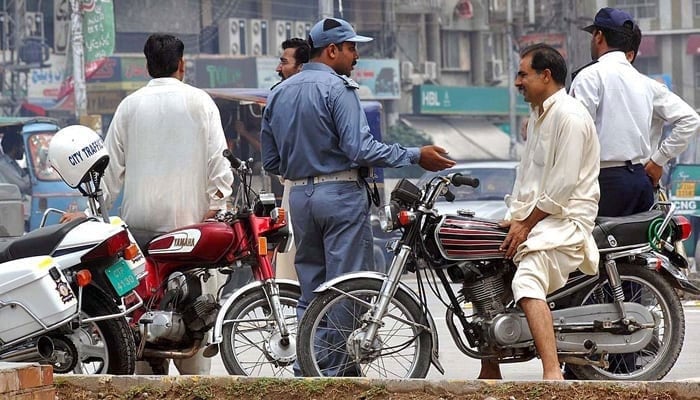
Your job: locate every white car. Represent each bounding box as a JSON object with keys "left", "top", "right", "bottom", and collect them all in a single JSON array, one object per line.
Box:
[{"left": 417, "top": 161, "right": 518, "bottom": 220}]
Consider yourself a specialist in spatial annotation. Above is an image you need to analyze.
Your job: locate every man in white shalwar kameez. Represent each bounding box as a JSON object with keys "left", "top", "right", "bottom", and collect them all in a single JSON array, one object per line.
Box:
[{"left": 478, "top": 44, "right": 600, "bottom": 381}]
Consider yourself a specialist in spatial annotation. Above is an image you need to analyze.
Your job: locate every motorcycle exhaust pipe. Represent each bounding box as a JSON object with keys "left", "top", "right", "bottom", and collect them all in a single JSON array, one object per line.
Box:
[
  {"left": 0, "top": 336, "right": 55, "bottom": 362},
  {"left": 141, "top": 339, "right": 202, "bottom": 360}
]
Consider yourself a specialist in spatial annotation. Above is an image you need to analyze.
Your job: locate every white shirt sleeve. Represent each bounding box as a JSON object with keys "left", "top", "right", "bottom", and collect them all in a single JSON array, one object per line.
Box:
[
  {"left": 101, "top": 101, "right": 127, "bottom": 212},
  {"left": 203, "top": 95, "right": 234, "bottom": 210},
  {"left": 649, "top": 79, "right": 700, "bottom": 166},
  {"left": 570, "top": 71, "right": 600, "bottom": 121}
]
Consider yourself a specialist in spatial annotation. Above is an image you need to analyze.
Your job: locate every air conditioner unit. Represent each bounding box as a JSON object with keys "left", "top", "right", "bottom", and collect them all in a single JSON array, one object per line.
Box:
[
  {"left": 294, "top": 21, "right": 311, "bottom": 40},
  {"left": 270, "top": 20, "right": 293, "bottom": 56},
  {"left": 485, "top": 58, "right": 504, "bottom": 82},
  {"left": 423, "top": 61, "right": 438, "bottom": 81},
  {"left": 400, "top": 61, "right": 414, "bottom": 82},
  {"left": 24, "top": 12, "right": 44, "bottom": 37},
  {"left": 248, "top": 18, "right": 269, "bottom": 56},
  {"left": 218, "top": 18, "right": 247, "bottom": 55}
]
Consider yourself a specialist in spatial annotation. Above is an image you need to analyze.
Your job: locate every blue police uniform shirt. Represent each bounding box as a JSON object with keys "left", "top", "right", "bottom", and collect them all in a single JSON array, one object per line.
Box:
[{"left": 261, "top": 62, "right": 420, "bottom": 180}]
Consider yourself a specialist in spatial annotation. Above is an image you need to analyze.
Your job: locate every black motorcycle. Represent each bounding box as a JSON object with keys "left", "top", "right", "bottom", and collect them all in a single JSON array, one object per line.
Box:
[{"left": 296, "top": 173, "right": 699, "bottom": 380}]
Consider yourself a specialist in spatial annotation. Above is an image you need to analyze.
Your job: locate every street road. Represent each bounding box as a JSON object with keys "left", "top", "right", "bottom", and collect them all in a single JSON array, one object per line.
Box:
[{"left": 171, "top": 277, "right": 700, "bottom": 381}]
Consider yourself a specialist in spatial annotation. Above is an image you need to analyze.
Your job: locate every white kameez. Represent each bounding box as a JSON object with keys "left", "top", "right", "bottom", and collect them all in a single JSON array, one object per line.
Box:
[{"left": 508, "top": 89, "right": 600, "bottom": 302}]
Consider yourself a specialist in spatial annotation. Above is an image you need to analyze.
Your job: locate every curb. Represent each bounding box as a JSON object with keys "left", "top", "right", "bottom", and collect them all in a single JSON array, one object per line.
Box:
[{"left": 54, "top": 375, "right": 700, "bottom": 400}]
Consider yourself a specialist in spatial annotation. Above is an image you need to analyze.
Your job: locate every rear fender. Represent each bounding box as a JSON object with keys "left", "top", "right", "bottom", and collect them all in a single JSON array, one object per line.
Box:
[
  {"left": 210, "top": 278, "right": 300, "bottom": 344},
  {"left": 314, "top": 272, "right": 444, "bottom": 374},
  {"left": 637, "top": 252, "right": 700, "bottom": 295}
]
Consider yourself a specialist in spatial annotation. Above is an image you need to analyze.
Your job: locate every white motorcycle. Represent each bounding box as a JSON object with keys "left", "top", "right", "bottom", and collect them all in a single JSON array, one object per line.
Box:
[
  {"left": 0, "top": 256, "right": 97, "bottom": 367},
  {"left": 0, "top": 126, "right": 146, "bottom": 374}
]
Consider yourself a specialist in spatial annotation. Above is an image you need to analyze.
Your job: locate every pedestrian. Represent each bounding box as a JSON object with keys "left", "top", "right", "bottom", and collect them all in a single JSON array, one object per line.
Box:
[
  {"left": 0, "top": 129, "right": 31, "bottom": 231},
  {"left": 274, "top": 37, "right": 310, "bottom": 281},
  {"left": 260, "top": 17, "right": 454, "bottom": 376},
  {"left": 0, "top": 130, "right": 31, "bottom": 197},
  {"left": 478, "top": 43, "right": 600, "bottom": 381},
  {"left": 61, "top": 33, "right": 234, "bottom": 375},
  {"left": 570, "top": 7, "right": 656, "bottom": 217}
]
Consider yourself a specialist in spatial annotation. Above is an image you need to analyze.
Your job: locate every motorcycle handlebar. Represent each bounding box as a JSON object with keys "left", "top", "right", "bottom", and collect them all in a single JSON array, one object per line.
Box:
[
  {"left": 452, "top": 173, "right": 480, "bottom": 188},
  {"left": 222, "top": 149, "right": 242, "bottom": 169}
]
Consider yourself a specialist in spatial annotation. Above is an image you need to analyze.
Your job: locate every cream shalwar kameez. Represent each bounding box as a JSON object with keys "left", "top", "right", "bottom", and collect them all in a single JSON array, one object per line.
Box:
[{"left": 508, "top": 88, "right": 600, "bottom": 302}]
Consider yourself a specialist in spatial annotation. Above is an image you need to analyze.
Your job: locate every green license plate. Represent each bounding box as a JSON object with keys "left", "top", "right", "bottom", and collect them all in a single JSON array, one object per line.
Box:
[{"left": 105, "top": 259, "right": 139, "bottom": 297}]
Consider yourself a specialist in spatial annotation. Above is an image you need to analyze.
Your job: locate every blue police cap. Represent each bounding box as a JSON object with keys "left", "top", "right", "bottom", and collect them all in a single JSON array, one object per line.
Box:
[
  {"left": 308, "top": 18, "right": 373, "bottom": 49},
  {"left": 583, "top": 7, "right": 634, "bottom": 34}
]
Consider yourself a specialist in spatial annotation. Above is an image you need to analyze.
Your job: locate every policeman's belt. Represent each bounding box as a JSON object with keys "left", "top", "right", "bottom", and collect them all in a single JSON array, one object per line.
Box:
[
  {"left": 600, "top": 158, "right": 644, "bottom": 169},
  {"left": 289, "top": 169, "right": 358, "bottom": 186}
]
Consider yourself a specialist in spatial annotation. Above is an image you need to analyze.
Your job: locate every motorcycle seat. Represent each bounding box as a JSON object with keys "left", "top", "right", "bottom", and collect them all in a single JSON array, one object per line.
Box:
[
  {"left": 593, "top": 210, "right": 665, "bottom": 250},
  {"left": 0, "top": 217, "right": 88, "bottom": 263}
]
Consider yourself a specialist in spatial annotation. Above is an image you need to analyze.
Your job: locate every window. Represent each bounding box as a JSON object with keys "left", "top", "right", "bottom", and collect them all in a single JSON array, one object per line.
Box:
[
  {"left": 695, "top": 0, "right": 700, "bottom": 17},
  {"left": 613, "top": 0, "right": 659, "bottom": 19},
  {"left": 27, "top": 132, "right": 60, "bottom": 181},
  {"left": 441, "top": 31, "right": 471, "bottom": 71}
]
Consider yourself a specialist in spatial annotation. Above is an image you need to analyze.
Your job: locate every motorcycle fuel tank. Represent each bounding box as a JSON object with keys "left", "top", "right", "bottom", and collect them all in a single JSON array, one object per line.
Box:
[
  {"left": 147, "top": 222, "right": 234, "bottom": 263},
  {"left": 434, "top": 214, "right": 507, "bottom": 261}
]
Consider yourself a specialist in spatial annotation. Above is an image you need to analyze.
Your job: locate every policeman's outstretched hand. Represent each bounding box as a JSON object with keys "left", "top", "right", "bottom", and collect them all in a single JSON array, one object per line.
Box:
[{"left": 418, "top": 145, "right": 456, "bottom": 171}]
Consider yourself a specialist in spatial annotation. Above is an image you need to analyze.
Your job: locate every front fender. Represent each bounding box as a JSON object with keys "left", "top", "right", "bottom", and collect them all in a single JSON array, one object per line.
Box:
[
  {"left": 210, "top": 278, "right": 300, "bottom": 344},
  {"left": 315, "top": 272, "right": 444, "bottom": 374}
]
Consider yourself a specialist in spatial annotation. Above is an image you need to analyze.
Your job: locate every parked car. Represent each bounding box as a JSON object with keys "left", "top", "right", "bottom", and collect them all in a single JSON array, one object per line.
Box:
[{"left": 417, "top": 161, "right": 518, "bottom": 219}]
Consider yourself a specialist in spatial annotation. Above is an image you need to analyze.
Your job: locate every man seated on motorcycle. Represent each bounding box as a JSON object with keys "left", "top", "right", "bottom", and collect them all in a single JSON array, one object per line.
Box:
[{"left": 478, "top": 44, "right": 600, "bottom": 380}]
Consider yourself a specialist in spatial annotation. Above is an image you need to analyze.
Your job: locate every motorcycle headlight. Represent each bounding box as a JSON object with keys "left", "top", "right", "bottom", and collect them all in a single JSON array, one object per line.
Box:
[{"left": 379, "top": 202, "right": 400, "bottom": 232}]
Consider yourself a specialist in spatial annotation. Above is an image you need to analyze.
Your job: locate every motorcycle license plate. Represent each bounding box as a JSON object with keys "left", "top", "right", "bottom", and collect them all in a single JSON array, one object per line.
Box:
[{"left": 105, "top": 260, "right": 139, "bottom": 297}]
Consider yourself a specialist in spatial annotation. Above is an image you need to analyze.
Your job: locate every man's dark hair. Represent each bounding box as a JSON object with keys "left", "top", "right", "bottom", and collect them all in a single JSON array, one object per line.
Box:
[
  {"left": 520, "top": 43, "right": 567, "bottom": 86},
  {"left": 625, "top": 24, "right": 642, "bottom": 63},
  {"left": 143, "top": 34, "right": 184, "bottom": 78},
  {"left": 1, "top": 131, "right": 22, "bottom": 154},
  {"left": 597, "top": 23, "right": 634, "bottom": 50},
  {"left": 282, "top": 37, "right": 310, "bottom": 65}
]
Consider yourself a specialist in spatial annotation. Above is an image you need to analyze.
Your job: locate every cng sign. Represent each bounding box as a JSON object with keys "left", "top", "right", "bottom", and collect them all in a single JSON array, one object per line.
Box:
[{"left": 672, "top": 200, "right": 699, "bottom": 214}]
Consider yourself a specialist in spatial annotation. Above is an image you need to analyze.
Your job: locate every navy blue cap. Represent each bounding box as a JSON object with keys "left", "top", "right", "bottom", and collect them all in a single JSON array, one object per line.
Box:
[
  {"left": 308, "top": 18, "right": 373, "bottom": 49},
  {"left": 583, "top": 7, "right": 634, "bottom": 33}
]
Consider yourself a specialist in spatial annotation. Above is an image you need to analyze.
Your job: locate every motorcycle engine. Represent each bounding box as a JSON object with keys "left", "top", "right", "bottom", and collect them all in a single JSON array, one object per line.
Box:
[
  {"left": 458, "top": 260, "right": 512, "bottom": 318},
  {"left": 138, "top": 271, "right": 220, "bottom": 345}
]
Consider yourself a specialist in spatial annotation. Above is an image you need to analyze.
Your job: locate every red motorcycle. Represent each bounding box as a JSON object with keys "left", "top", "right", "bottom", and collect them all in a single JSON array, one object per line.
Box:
[{"left": 128, "top": 150, "right": 300, "bottom": 376}]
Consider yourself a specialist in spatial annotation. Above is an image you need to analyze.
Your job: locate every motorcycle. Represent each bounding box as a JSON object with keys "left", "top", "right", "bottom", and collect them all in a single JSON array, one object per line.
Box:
[
  {"left": 0, "top": 125, "right": 147, "bottom": 374},
  {"left": 0, "top": 255, "right": 97, "bottom": 368},
  {"left": 296, "top": 173, "right": 699, "bottom": 380},
  {"left": 128, "top": 149, "right": 300, "bottom": 377}
]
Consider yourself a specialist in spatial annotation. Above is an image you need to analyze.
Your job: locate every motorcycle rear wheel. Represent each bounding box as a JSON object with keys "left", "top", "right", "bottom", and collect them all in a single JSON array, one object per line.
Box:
[
  {"left": 297, "top": 278, "right": 432, "bottom": 378},
  {"left": 220, "top": 283, "right": 300, "bottom": 377},
  {"left": 568, "top": 263, "right": 684, "bottom": 380},
  {"left": 59, "top": 286, "right": 136, "bottom": 374}
]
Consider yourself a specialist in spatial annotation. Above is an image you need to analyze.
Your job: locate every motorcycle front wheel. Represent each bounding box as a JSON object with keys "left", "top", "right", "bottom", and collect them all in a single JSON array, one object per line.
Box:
[
  {"left": 568, "top": 263, "right": 685, "bottom": 380},
  {"left": 220, "top": 283, "right": 300, "bottom": 377},
  {"left": 52, "top": 286, "right": 136, "bottom": 374},
  {"left": 297, "top": 278, "right": 432, "bottom": 378}
]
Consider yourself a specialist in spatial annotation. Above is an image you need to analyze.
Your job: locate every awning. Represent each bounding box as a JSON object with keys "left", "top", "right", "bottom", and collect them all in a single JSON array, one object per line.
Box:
[
  {"left": 401, "top": 115, "right": 521, "bottom": 161},
  {"left": 637, "top": 36, "right": 657, "bottom": 58},
  {"left": 687, "top": 34, "right": 700, "bottom": 55}
]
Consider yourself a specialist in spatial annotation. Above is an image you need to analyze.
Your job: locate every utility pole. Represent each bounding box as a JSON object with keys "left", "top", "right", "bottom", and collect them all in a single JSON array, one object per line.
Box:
[
  {"left": 70, "top": 0, "right": 86, "bottom": 118},
  {"left": 507, "top": 0, "right": 517, "bottom": 160}
]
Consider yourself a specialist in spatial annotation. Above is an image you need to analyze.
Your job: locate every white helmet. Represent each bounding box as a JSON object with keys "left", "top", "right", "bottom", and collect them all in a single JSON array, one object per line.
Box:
[{"left": 48, "top": 125, "right": 109, "bottom": 188}]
